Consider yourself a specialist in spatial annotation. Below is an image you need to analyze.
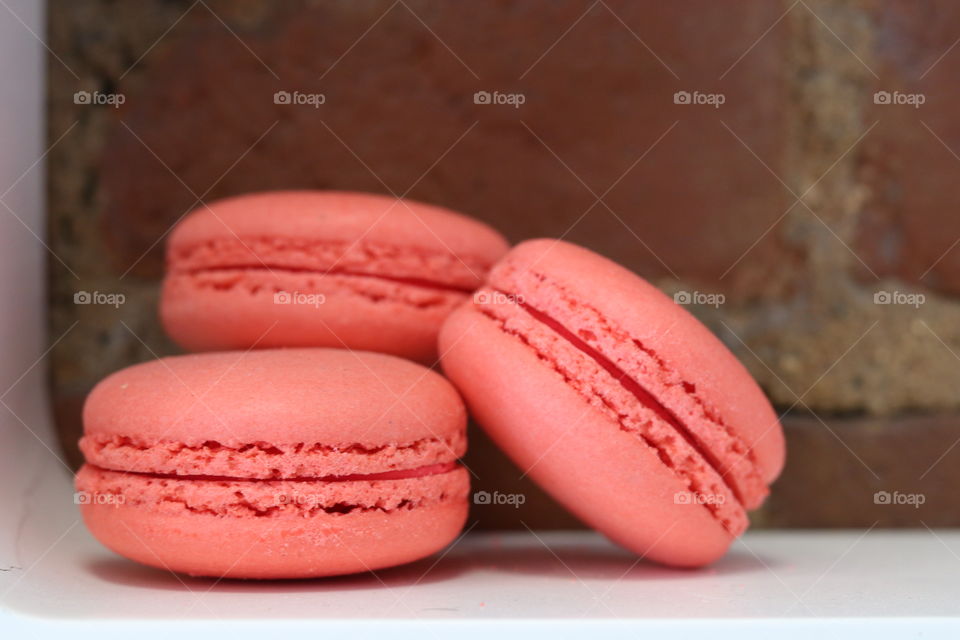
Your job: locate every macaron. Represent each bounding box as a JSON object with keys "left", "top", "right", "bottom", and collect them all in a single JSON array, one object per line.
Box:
[
  {"left": 75, "top": 349, "right": 469, "bottom": 579},
  {"left": 161, "top": 190, "right": 509, "bottom": 363},
  {"left": 439, "top": 239, "right": 785, "bottom": 567}
]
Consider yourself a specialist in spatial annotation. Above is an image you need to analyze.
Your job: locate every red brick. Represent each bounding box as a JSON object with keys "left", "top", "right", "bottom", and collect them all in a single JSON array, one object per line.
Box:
[
  {"left": 97, "top": 0, "right": 791, "bottom": 295},
  {"left": 857, "top": 0, "right": 960, "bottom": 296}
]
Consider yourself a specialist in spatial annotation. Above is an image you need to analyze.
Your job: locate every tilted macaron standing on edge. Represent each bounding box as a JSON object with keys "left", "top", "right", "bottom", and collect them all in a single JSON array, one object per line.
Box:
[
  {"left": 439, "top": 239, "right": 785, "bottom": 567},
  {"left": 75, "top": 349, "right": 469, "bottom": 579},
  {"left": 161, "top": 191, "right": 509, "bottom": 363}
]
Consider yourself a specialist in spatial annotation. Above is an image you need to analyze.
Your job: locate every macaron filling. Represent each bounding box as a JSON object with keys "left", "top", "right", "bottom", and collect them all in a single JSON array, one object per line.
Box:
[
  {"left": 79, "top": 427, "right": 467, "bottom": 519},
  {"left": 474, "top": 287, "right": 749, "bottom": 535},
  {"left": 83, "top": 460, "right": 460, "bottom": 484},
  {"left": 168, "top": 236, "right": 491, "bottom": 293},
  {"left": 180, "top": 264, "right": 477, "bottom": 294},
  {"left": 165, "top": 268, "right": 470, "bottom": 318},
  {"left": 77, "top": 462, "right": 468, "bottom": 518},
  {"left": 80, "top": 431, "right": 467, "bottom": 479}
]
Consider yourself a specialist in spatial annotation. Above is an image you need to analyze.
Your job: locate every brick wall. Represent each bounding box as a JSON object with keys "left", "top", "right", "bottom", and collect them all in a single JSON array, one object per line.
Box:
[{"left": 46, "top": 0, "right": 960, "bottom": 528}]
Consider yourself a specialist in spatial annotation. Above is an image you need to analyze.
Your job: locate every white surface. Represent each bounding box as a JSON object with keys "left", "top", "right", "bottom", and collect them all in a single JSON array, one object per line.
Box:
[
  {"left": 1, "top": 1, "right": 959, "bottom": 637},
  {"left": 4, "top": 511, "right": 960, "bottom": 638}
]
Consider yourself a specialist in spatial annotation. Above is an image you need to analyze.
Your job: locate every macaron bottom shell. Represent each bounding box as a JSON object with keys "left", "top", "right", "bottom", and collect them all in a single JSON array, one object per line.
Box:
[
  {"left": 77, "top": 464, "right": 469, "bottom": 579},
  {"left": 161, "top": 270, "right": 468, "bottom": 363}
]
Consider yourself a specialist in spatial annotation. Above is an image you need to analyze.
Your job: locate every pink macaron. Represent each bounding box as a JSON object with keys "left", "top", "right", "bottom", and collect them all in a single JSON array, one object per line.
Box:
[
  {"left": 161, "top": 191, "right": 509, "bottom": 363},
  {"left": 75, "top": 348, "right": 469, "bottom": 579},
  {"left": 439, "top": 239, "right": 785, "bottom": 567}
]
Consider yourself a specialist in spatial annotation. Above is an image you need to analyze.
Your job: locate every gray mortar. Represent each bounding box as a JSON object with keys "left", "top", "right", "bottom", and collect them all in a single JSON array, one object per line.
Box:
[{"left": 666, "top": 1, "right": 960, "bottom": 416}]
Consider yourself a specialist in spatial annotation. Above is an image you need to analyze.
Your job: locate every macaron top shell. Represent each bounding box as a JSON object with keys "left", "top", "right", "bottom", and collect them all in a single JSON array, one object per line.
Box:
[
  {"left": 80, "top": 349, "right": 466, "bottom": 479},
  {"left": 484, "top": 239, "right": 785, "bottom": 490},
  {"left": 166, "top": 190, "right": 510, "bottom": 291}
]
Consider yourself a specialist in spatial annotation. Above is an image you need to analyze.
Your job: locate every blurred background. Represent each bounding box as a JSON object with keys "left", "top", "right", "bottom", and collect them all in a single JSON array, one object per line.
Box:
[{"left": 45, "top": 0, "right": 960, "bottom": 529}]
